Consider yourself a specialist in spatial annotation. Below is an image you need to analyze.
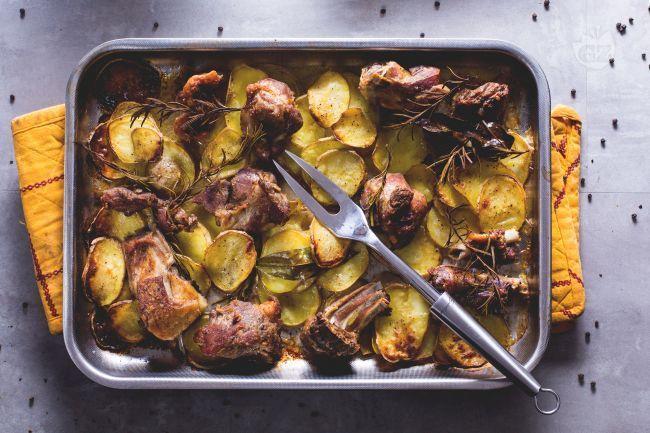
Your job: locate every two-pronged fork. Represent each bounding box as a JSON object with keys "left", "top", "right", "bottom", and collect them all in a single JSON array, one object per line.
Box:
[{"left": 274, "top": 150, "right": 559, "bottom": 415}]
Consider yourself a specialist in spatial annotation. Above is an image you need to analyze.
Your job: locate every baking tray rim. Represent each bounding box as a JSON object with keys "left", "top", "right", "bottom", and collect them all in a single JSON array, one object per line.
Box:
[{"left": 63, "top": 37, "right": 551, "bottom": 390}]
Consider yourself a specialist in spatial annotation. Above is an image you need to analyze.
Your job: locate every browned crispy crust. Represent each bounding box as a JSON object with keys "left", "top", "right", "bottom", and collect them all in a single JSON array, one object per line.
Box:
[{"left": 453, "top": 82, "right": 509, "bottom": 120}]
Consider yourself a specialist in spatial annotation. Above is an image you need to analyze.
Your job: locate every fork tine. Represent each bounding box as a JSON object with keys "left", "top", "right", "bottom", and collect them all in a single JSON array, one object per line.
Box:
[
  {"left": 283, "top": 150, "right": 355, "bottom": 208},
  {"left": 272, "top": 160, "right": 338, "bottom": 228}
]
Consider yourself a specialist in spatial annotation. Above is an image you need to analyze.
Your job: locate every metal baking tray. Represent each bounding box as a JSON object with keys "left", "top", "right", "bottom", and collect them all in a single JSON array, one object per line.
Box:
[{"left": 63, "top": 38, "right": 551, "bottom": 389}]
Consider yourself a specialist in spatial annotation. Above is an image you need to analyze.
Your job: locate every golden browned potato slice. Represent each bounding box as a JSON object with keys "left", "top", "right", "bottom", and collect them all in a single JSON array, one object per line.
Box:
[
  {"left": 436, "top": 180, "right": 469, "bottom": 208},
  {"left": 258, "top": 284, "right": 321, "bottom": 327},
  {"left": 180, "top": 201, "right": 222, "bottom": 238},
  {"left": 308, "top": 71, "right": 350, "bottom": 127},
  {"left": 343, "top": 72, "right": 376, "bottom": 123},
  {"left": 204, "top": 230, "right": 257, "bottom": 293},
  {"left": 477, "top": 175, "right": 526, "bottom": 231},
  {"left": 201, "top": 127, "right": 243, "bottom": 169},
  {"left": 291, "top": 95, "right": 325, "bottom": 150},
  {"left": 332, "top": 107, "right": 377, "bottom": 150},
  {"left": 374, "top": 283, "right": 430, "bottom": 362},
  {"left": 405, "top": 164, "right": 436, "bottom": 202},
  {"left": 260, "top": 229, "right": 312, "bottom": 294},
  {"left": 175, "top": 254, "right": 212, "bottom": 296},
  {"left": 500, "top": 130, "right": 533, "bottom": 184},
  {"left": 371, "top": 126, "right": 426, "bottom": 173},
  {"left": 175, "top": 222, "right": 212, "bottom": 264},
  {"left": 225, "top": 64, "right": 268, "bottom": 133},
  {"left": 107, "top": 300, "right": 147, "bottom": 343},
  {"left": 415, "top": 320, "right": 440, "bottom": 360},
  {"left": 317, "top": 242, "right": 369, "bottom": 292},
  {"left": 395, "top": 226, "right": 442, "bottom": 277},
  {"left": 108, "top": 103, "right": 162, "bottom": 164},
  {"left": 82, "top": 237, "right": 125, "bottom": 306},
  {"left": 264, "top": 204, "right": 313, "bottom": 239},
  {"left": 310, "top": 217, "right": 351, "bottom": 268},
  {"left": 300, "top": 138, "right": 346, "bottom": 168},
  {"left": 425, "top": 201, "right": 458, "bottom": 248},
  {"left": 439, "top": 313, "right": 512, "bottom": 368},
  {"left": 92, "top": 207, "right": 147, "bottom": 241},
  {"left": 147, "top": 139, "right": 195, "bottom": 195},
  {"left": 311, "top": 149, "right": 366, "bottom": 205},
  {"left": 451, "top": 162, "right": 514, "bottom": 211}
]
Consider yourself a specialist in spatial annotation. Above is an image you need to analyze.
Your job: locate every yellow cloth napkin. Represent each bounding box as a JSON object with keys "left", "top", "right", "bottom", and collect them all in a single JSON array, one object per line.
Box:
[
  {"left": 11, "top": 104, "right": 585, "bottom": 335},
  {"left": 11, "top": 105, "right": 66, "bottom": 334},
  {"left": 550, "top": 105, "right": 585, "bottom": 332}
]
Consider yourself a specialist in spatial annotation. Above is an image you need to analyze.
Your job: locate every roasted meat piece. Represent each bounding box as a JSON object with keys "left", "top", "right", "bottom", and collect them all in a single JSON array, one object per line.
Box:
[
  {"left": 193, "top": 299, "right": 282, "bottom": 368},
  {"left": 453, "top": 82, "right": 509, "bottom": 120},
  {"left": 100, "top": 186, "right": 197, "bottom": 234},
  {"left": 301, "top": 282, "right": 389, "bottom": 361},
  {"left": 360, "top": 173, "right": 428, "bottom": 247},
  {"left": 122, "top": 230, "right": 207, "bottom": 340},
  {"left": 359, "top": 61, "right": 448, "bottom": 111},
  {"left": 193, "top": 167, "right": 290, "bottom": 233},
  {"left": 95, "top": 59, "right": 160, "bottom": 111},
  {"left": 174, "top": 71, "right": 225, "bottom": 141},
  {"left": 240, "top": 78, "right": 303, "bottom": 160},
  {"left": 428, "top": 265, "right": 529, "bottom": 312},
  {"left": 448, "top": 229, "right": 520, "bottom": 263}
]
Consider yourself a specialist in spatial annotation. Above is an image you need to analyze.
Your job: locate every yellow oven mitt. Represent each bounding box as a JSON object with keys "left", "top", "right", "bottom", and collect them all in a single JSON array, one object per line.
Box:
[
  {"left": 550, "top": 105, "right": 585, "bottom": 332},
  {"left": 11, "top": 104, "right": 586, "bottom": 335},
  {"left": 11, "top": 105, "right": 66, "bottom": 335}
]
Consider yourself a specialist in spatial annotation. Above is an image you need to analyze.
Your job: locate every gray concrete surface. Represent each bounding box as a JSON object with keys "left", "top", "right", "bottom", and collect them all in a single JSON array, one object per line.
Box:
[{"left": 0, "top": 0, "right": 648, "bottom": 432}]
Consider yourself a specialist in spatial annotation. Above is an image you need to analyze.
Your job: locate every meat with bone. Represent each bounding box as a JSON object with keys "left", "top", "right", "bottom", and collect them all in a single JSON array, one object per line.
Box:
[
  {"left": 174, "top": 70, "right": 224, "bottom": 141},
  {"left": 448, "top": 229, "right": 520, "bottom": 262},
  {"left": 301, "top": 282, "right": 389, "bottom": 361},
  {"left": 428, "top": 265, "right": 529, "bottom": 312},
  {"left": 359, "top": 173, "right": 428, "bottom": 247},
  {"left": 240, "top": 78, "right": 303, "bottom": 160},
  {"left": 193, "top": 167, "right": 290, "bottom": 233},
  {"left": 359, "top": 61, "right": 448, "bottom": 111},
  {"left": 100, "top": 186, "right": 197, "bottom": 234},
  {"left": 122, "top": 230, "right": 207, "bottom": 340},
  {"left": 193, "top": 299, "right": 282, "bottom": 368},
  {"left": 453, "top": 82, "right": 509, "bottom": 121}
]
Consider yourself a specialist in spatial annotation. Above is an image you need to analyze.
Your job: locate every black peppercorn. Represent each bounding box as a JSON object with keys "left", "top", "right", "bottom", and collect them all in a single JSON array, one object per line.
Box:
[
  {"left": 532, "top": 13, "right": 537, "bottom": 21},
  {"left": 218, "top": 26, "right": 224, "bottom": 32},
  {"left": 612, "top": 118, "right": 618, "bottom": 128},
  {"left": 609, "top": 57, "right": 615, "bottom": 65},
  {"left": 578, "top": 373, "right": 585, "bottom": 385},
  {"left": 643, "top": 53, "right": 647, "bottom": 61},
  {"left": 544, "top": 0, "right": 550, "bottom": 9},
  {"left": 571, "top": 89, "right": 576, "bottom": 98},
  {"left": 587, "top": 193, "right": 592, "bottom": 202},
  {"left": 434, "top": 1, "right": 440, "bottom": 9},
  {"left": 420, "top": 32, "right": 425, "bottom": 38},
  {"left": 629, "top": 17, "right": 634, "bottom": 24},
  {"left": 580, "top": 178, "right": 585, "bottom": 187},
  {"left": 595, "top": 320, "right": 599, "bottom": 329},
  {"left": 28, "top": 397, "right": 34, "bottom": 407},
  {"left": 10, "top": 94, "right": 15, "bottom": 103},
  {"left": 600, "top": 138, "right": 606, "bottom": 147},
  {"left": 152, "top": 22, "right": 159, "bottom": 30},
  {"left": 632, "top": 213, "right": 638, "bottom": 223},
  {"left": 616, "top": 22, "right": 621, "bottom": 30},
  {"left": 19, "top": 8, "right": 25, "bottom": 18},
  {"left": 380, "top": 7, "right": 386, "bottom": 15},
  {"left": 639, "top": 205, "right": 643, "bottom": 209},
  {"left": 585, "top": 331, "right": 591, "bottom": 343},
  {"left": 590, "top": 381, "right": 596, "bottom": 392},
  {"left": 599, "top": 273, "right": 602, "bottom": 278}
]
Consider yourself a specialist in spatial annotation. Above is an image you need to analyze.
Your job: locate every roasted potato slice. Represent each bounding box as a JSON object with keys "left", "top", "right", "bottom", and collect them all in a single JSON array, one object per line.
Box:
[
  {"left": 451, "top": 162, "right": 514, "bottom": 211},
  {"left": 405, "top": 164, "right": 436, "bottom": 202},
  {"left": 395, "top": 226, "right": 441, "bottom": 277},
  {"left": 300, "top": 138, "right": 346, "bottom": 168},
  {"left": 225, "top": 64, "right": 268, "bottom": 133},
  {"left": 108, "top": 102, "right": 163, "bottom": 164},
  {"left": 180, "top": 201, "right": 222, "bottom": 237},
  {"left": 332, "top": 107, "right": 377, "bottom": 150},
  {"left": 92, "top": 207, "right": 147, "bottom": 241},
  {"left": 291, "top": 95, "right": 325, "bottom": 150},
  {"left": 204, "top": 230, "right": 257, "bottom": 293},
  {"left": 415, "top": 320, "right": 440, "bottom": 360},
  {"left": 439, "top": 312, "right": 512, "bottom": 368},
  {"left": 500, "top": 130, "right": 533, "bottom": 184},
  {"left": 343, "top": 72, "right": 376, "bottom": 123},
  {"left": 175, "top": 254, "right": 212, "bottom": 296},
  {"left": 436, "top": 180, "right": 469, "bottom": 208},
  {"left": 147, "top": 139, "right": 195, "bottom": 195},
  {"left": 317, "top": 243, "right": 369, "bottom": 292},
  {"left": 310, "top": 217, "right": 351, "bottom": 268},
  {"left": 201, "top": 127, "right": 243, "bottom": 169},
  {"left": 260, "top": 229, "right": 312, "bottom": 294},
  {"left": 82, "top": 237, "right": 126, "bottom": 306},
  {"left": 372, "top": 126, "right": 426, "bottom": 173},
  {"left": 311, "top": 149, "right": 366, "bottom": 205},
  {"left": 374, "top": 283, "right": 430, "bottom": 362},
  {"left": 477, "top": 175, "right": 526, "bottom": 231},
  {"left": 175, "top": 222, "right": 212, "bottom": 264},
  {"left": 259, "top": 284, "right": 321, "bottom": 327},
  {"left": 308, "top": 71, "right": 350, "bottom": 127},
  {"left": 107, "top": 300, "right": 147, "bottom": 344},
  {"left": 181, "top": 314, "right": 216, "bottom": 369},
  {"left": 425, "top": 201, "right": 458, "bottom": 248}
]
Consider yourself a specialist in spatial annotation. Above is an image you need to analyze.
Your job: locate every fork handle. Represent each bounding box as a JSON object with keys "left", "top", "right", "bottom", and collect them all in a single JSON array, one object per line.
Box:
[{"left": 365, "top": 235, "right": 559, "bottom": 413}]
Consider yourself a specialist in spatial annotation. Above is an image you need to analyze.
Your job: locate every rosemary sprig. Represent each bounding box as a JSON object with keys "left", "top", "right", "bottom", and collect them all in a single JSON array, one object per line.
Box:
[
  {"left": 363, "top": 144, "right": 392, "bottom": 227},
  {"left": 128, "top": 97, "right": 240, "bottom": 135}
]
